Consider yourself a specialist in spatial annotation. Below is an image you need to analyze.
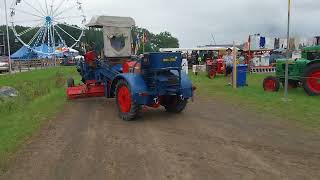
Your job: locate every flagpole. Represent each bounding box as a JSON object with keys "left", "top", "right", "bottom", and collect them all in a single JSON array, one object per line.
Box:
[
  {"left": 284, "top": 0, "right": 291, "bottom": 100},
  {"left": 142, "top": 31, "right": 145, "bottom": 54},
  {"left": 4, "top": 0, "right": 12, "bottom": 74}
]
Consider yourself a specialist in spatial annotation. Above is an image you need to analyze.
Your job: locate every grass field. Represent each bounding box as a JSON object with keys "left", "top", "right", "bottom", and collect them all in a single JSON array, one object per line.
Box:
[
  {"left": 190, "top": 73, "right": 320, "bottom": 131},
  {"left": 0, "top": 67, "right": 77, "bottom": 172}
]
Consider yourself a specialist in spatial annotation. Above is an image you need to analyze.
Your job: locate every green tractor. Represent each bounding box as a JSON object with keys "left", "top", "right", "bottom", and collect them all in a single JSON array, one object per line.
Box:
[{"left": 263, "top": 46, "right": 320, "bottom": 96}]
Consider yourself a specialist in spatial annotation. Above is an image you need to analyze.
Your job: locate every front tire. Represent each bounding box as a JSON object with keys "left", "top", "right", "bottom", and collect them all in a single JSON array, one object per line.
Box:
[
  {"left": 115, "top": 80, "right": 141, "bottom": 121},
  {"left": 263, "top": 76, "right": 280, "bottom": 92},
  {"left": 302, "top": 63, "right": 320, "bottom": 96}
]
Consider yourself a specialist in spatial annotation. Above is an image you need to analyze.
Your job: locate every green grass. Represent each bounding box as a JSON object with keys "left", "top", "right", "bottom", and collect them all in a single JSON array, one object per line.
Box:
[
  {"left": 190, "top": 73, "right": 320, "bottom": 131},
  {"left": 0, "top": 67, "right": 78, "bottom": 173}
]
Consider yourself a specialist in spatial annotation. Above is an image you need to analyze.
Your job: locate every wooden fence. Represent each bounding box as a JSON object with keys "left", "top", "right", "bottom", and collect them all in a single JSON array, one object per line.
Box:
[{"left": 12, "top": 58, "right": 63, "bottom": 72}]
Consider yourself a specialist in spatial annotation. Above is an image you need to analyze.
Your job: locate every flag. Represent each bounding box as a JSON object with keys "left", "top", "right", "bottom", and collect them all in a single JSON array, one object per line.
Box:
[
  {"left": 135, "top": 34, "right": 140, "bottom": 55},
  {"left": 143, "top": 31, "right": 148, "bottom": 43}
]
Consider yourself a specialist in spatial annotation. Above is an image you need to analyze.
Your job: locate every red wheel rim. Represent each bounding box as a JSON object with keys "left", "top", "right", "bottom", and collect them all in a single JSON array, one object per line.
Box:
[
  {"left": 117, "top": 86, "right": 131, "bottom": 113},
  {"left": 209, "top": 70, "right": 216, "bottom": 79},
  {"left": 307, "top": 70, "right": 320, "bottom": 93},
  {"left": 265, "top": 79, "right": 276, "bottom": 91}
]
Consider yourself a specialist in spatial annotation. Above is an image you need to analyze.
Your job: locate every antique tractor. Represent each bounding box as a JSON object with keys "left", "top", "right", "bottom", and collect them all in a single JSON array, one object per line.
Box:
[
  {"left": 263, "top": 46, "right": 320, "bottom": 96},
  {"left": 206, "top": 58, "right": 225, "bottom": 79},
  {"left": 67, "top": 16, "right": 195, "bottom": 120}
]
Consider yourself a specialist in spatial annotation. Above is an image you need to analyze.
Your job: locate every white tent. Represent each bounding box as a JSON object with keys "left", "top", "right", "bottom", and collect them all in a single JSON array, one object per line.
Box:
[{"left": 86, "top": 16, "right": 135, "bottom": 58}]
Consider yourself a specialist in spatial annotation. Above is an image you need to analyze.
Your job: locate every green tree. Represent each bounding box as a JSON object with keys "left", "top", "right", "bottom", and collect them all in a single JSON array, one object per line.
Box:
[
  {"left": 131, "top": 26, "right": 179, "bottom": 54},
  {"left": 151, "top": 32, "right": 179, "bottom": 52}
]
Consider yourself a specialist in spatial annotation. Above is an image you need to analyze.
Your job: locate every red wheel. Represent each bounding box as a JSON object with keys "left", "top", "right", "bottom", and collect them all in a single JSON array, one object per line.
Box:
[
  {"left": 302, "top": 63, "right": 320, "bottom": 96},
  {"left": 263, "top": 76, "right": 280, "bottom": 92},
  {"left": 208, "top": 69, "right": 216, "bottom": 79},
  {"left": 307, "top": 71, "right": 320, "bottom": 93},
  {"left": 117, "top": 86, "right": 131, "bottom": 113},
  {"left": 115, "top": 80, "right": 141, "bottom": 120}
]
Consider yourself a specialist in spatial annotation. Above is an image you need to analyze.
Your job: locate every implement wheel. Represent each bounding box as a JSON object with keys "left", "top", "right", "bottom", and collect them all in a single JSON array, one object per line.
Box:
[
  {"left": 115, "top": 80, "right": 141, "bottom": 121},
  {"left": 263, "top": 76, "right": 280, "bottom": 92},
  {"left": 302, "top": 63, "right": 320, "bottom": 96},
  {"left": 163, "top": 96, "right": 188, "bottom": 113}
]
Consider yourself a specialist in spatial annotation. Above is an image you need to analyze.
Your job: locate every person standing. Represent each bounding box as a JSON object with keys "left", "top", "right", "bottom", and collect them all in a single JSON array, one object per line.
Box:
[
  {"left": 224, "top": 48, "right": 234, "bottom": 85},
  {"left": 238, "top": 50, "right": 245, "bottom": 64}
]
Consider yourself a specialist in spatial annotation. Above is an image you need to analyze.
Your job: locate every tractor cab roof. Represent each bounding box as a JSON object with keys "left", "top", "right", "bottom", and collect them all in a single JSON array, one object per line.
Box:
[
  {"left": 86, "top": 15, "right": 135, "bottom": 28},
  {"left": 86, "top": 15, "right": 136, "bottom": 58}
]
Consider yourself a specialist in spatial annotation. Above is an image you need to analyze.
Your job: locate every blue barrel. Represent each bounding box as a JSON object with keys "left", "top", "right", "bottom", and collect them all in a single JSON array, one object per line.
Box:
[{"left": 234, "top": 65, "right": 248, "bottom": 87}]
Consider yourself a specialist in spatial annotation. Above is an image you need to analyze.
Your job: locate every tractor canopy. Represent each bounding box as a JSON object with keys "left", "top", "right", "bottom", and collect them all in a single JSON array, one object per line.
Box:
[{"left": 86, "top": 16, "right": 135, "bottom": 58}]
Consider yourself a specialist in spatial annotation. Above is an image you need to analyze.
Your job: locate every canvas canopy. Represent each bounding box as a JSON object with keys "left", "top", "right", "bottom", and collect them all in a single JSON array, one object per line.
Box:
[{"left": 86, "top": 16, "right": 136, "bottom": 58}]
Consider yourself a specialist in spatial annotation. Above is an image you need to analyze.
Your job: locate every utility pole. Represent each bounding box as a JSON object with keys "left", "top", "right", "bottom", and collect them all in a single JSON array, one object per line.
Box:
[
  {"left": 284, "top": 0, "right": 291, "bottom": 100},
  {"left": 232, "top": 41, "right": 237, "bottom": 89},
  {"left": 4, "top": 0, "right": 12, "bottom": 73}
]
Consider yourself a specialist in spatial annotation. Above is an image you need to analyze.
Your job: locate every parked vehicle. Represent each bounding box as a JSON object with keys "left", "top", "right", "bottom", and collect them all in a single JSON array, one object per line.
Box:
[
  {"left": 0, "top": 57, "right": 9, "bottom": 73},
  {"left": 263, "top": 46, "right": 320, "bottom": 96}
]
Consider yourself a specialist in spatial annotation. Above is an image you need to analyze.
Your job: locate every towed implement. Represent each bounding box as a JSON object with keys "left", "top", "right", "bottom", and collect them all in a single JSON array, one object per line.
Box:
[{"left": 67, "top": 16, "right": 195, "bottom": 120}]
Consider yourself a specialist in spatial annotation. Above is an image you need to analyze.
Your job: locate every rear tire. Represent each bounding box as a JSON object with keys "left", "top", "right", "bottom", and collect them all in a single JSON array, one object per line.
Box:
[
  {"left": 263, "top": 76, "right": 280, "bottom": 92},
  {"left": 115, "top": 80, "right": 141, "bottom": 121},
  {"left": 67, "top": 77, "right": 75, "bottom": 87},
  {"left": 163, "top": 96, "right": 188, "bottom": 113},
  {"left": 302, "top": 63, "right": 320, "bottom": 96}
]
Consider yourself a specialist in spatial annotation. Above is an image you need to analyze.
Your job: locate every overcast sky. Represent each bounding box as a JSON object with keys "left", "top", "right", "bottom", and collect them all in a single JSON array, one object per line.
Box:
[{"left": 1, "top": 0, "right": 319, "bottom": 47}]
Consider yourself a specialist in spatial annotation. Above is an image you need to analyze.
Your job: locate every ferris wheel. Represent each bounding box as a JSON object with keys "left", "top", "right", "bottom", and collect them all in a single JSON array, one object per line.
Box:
[{"left": 9, "top": 0, "right": 86, "bottom": 55}]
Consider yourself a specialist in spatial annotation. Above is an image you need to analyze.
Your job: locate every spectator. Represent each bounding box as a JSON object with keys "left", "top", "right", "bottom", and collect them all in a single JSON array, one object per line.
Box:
[
  {"left": 191, "top": 51, "right": 199, "bottom": 65},
  {"left": 223, "top": 48, "right": 234, "bottom": 86},
  {"left": 238, "top": 50, "right": 245, "bottom": 64}
]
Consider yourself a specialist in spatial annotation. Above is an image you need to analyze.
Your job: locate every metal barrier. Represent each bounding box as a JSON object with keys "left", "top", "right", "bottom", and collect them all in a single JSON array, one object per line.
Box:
[{"left": 250, "top": 66, "right": 276, "bottom": 74}]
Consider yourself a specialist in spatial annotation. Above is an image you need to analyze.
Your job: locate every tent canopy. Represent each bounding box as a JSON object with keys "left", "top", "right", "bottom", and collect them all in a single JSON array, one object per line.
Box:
[
  {"left": 11, "top": 44, "right": 65, "bottom": 60},
  {"left": 11, "top": 46, "right": 32, "bottom": 59}
]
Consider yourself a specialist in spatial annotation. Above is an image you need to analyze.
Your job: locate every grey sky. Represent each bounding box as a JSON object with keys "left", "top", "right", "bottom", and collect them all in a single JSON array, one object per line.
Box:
[{"left": 1, "top": 0, "right": 319, "bottom": 47}]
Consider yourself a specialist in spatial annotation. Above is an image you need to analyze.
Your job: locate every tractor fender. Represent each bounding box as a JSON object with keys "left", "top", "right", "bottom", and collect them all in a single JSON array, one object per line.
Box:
[
  {"left": 180, "top": 72, "right": 193, "bottom": 98},
  {"left": 110, "top": 73, "right": 148, "bottom": 99}
]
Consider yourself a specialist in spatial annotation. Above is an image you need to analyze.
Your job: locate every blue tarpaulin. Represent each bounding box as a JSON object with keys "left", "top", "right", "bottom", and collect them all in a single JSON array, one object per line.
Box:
[
  {"left": 11, "top": 44, "right": 64, "bottom": 60},
  {"left": 11, "top": 46, "right": 36, "bottom": 59}
]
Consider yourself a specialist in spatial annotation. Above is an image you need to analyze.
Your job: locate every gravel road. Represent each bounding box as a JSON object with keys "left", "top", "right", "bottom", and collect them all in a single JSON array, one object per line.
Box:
[{"left": 1, "top": 97, "right": 320, "bottom": 180}]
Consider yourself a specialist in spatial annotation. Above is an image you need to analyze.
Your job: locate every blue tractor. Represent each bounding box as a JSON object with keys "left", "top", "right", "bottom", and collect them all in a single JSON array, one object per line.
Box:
[{"left": 67, "top": 16, "right": 195, "bottom": 120}]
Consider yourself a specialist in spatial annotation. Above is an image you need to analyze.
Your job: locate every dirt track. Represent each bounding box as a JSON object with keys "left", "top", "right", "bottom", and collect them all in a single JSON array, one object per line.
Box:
[{"left": 1, "top": 97, "right": 320, "bottom": 180}]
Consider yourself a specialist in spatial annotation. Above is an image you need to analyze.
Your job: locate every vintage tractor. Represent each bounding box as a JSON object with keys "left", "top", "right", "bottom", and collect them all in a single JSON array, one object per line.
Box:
[
  {"left": 263, "top": 46, "right": 320, "bottom": 96},
  {"left": 206, "top": 58, "right": 225, "bottom": 79},
  {"left": 67, "top": 16, "right": 195, "bottom": 120}
]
